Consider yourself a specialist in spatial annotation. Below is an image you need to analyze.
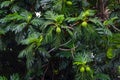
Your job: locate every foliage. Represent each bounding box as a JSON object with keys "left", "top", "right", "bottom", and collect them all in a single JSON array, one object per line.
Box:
[
  {"left": 0, "top": 0, "right": 120, "bottom": 80},
  {"left": 0, "top": 73, "right": 20, "bottom": 80}
]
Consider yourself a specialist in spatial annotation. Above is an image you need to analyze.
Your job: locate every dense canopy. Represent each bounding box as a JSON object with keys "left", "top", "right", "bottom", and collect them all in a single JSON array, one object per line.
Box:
[{"left": 0, "top": 0, "right": 120, "bottom": 80}]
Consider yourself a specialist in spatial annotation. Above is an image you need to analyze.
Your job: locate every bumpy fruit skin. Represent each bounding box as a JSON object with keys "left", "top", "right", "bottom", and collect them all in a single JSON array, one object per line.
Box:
[
  {"left": 81, "top": 21, "right": 88, "bottom": 27},
  {"left": 86, "top": 66, "right": 91, "bottom": 72},
  {"left": 56, "top": 27, "right": 61, "bottom": 33},
  {"left": 80, "top": 66, "right": 85, "bottom": 72},
  {"left": 66, "top": 1, "right": 72, "bottom": 6}
]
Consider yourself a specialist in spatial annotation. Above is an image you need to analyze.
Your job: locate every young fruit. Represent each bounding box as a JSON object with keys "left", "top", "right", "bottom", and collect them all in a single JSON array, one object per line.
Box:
[
  {"left": 85, "top": 10, "right": 90, "bottom": 16},
  {"left": 27, "top": 15, "right": 32, "bottom": 22},
  {"left": 86, "top": 66, "right": 91, "bottom": 72},
  {"left": 80, "top": 66, "right": 85, "bottom": 72},
  {"left": 107, "top": 48, "right": 114, "bottom": 59},
  {"left": 56, "top": 27, "right": 61, "bottom": 33},
  {"left": 66, "top": 1, "right": 72, "bottom": 6},
  {"left": 118, "top": 66, "right": 120, "bottom": 74},
  {"left": 81, "top": 21, "right": 88, "bottom": 27},
  {"left": 53, "top": 69, "right": 59, "bottom": 75}
]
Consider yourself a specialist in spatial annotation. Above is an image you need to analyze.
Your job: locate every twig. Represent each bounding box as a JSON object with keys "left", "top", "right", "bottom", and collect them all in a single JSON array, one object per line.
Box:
[
  {"left": 111, "top": 25, "right": 120, "bottom": 32},
  {"left": 67, "top": 26, "right": 74, "bottom": 30},
  {"left": 42, "top": 63, "right": 48, "bottom": 68},
  {"left": 48, "top": 47, "right": 56, "bottom": 54},
  {"left": 60, "top": 40, "right": 71, "bottom": 47},
  {"left": 59, "top": 48, "right": 71, "bottom": 51},
  {"left": 59, "top": 45, "right": 78, "bottom": 52},
  {"left": 70, "top": 21, "right": 80, "bottom": 27},
  {"left": 48, "top": 40, "right": 71, "bottom": 53},
  {"left": 41, "top": 66, "right": 49, "bottom": 80}
]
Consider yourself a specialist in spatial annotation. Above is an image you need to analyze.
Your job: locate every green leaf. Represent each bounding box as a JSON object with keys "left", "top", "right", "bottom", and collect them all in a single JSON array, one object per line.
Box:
[
  {"left": 44, "top": 11, "right": 64, "bottom": 24},
  {"left": 21, "top": 32, "right": 40, "bottom": 45},
  {"left": 10, "top": 4, "right": 20, "bottom": 12},
  {"left": 44, "top": 11, "right": 56, "bottom": 20},
  {"left": 21, "top": 38, "right": 38, "bottom": 45},
  {"left": 38, "top": 48, "right": 51, "bottom": 58},
  {"left": 56, "top": 51, "right": 71, "bottom": 58},
  {"left": 65, "top": 27, "right": 73, "bottom": 37},
  {"left": 31, "top": 18, "right": 42, "bottom": 26},
  {"left": 41, "top": 21, "right": 54, "bottom": 30},
  {"left": 12, "top": 22, "right": 27, "bottom": 33},
  {"left": 10, "top": 73, "right": 20, "bottom": 80},
  {"left": 0, "top": 29, "right": 5, "bottom": 35},
  {"left": 45, "top": 27, "right": 54, "bottom": 43},
  {"left": 89, "top": 17, "right": 104, "bottom": 27},
  {"left": 0, "top": 13, "right": 23, "bottom": 23},
  {"left": 106, "top": 48, "right": 114, "bottom": 59},
  {"left": 55, "top": 15, "right": 65, "bottom": 24},
  {"left": 103, "top": 17, "right": 118, "bottom": 26},
  {"left": 20, "top": 11, "right": 32, "bottom": 22},
  {"left": 66, "top": 17, "right": 78, "bottom": 22},
  {"left": 18, "top": 44, "right": 35, "bottom": 58},
  {"left": 0, "top": 76, "right": 7, "bottom": 80},
  {"left": 73, "top": 52, "right": 93, "bottom": 65},
  {"left": 1, "top": 1, "right": 12, "bottom": 8},
  {"left": 53, "top": 0, "right": 62, "bottom": 12},
  {"left": 95, "top": 73, "right": 110, "bottom": 80}
]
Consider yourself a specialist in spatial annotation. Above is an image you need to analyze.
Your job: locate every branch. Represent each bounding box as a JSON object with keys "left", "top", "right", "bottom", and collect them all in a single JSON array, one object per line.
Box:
[
  {"left": 48, "top": 40, "right": 71, "bottom": 53},
  {"left": 41, "top": 66, "right": 49, "bottom": 80},
  {"left": 111, "top": 25, "right": 120, "bottom": 32},
  {"left": 59, "top": 45, "right": 78, "bottom": 52},
  {"left": 48, "top": 47, "right": 56, "bottom": 54},
  {"left": 70, "top": 21, "right": 80, "bottom": 27},
  {"left": 67, "top": 26, "right": 74, "bottom": 30},
  {"left": 60, "top": 40, "right": 71, "bottom": 46},
  {"left": 59, "top": 48, "right": 71, "bottom": 51}
]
